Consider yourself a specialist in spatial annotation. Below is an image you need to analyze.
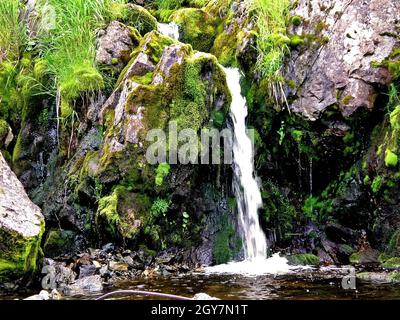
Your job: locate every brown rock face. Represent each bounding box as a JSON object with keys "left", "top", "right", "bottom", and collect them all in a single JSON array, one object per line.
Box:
[{"left": 286, "top": 0, "right": 400, "bottom": 120}]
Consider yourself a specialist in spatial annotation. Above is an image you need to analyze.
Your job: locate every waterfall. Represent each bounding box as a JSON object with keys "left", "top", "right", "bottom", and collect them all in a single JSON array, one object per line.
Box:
[
  {"left": 225, "top": 67, "right": 267, "bottom": 260},
  {"left": 205, "top": 68, "right": 292, "bottom": 276},
  {"left": 157, "top": 22, "right": 180, "bottom": 41}
]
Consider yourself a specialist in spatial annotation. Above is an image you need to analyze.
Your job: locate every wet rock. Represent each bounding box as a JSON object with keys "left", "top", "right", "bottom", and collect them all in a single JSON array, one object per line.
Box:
[
  {"left": 0, "top": 152, "right": 45, "bottom": 283},
  {"left": 381, "top": 257, "right": 400, "bottom": 269},
  {"left": 62, "top": 275, "right": 103, "bottom": 296},
  {"left": 109, "top": 261, "right": 129, "bottom": 272},
  {"left": 286, "top": 253, "right": 320, "bottom": 266},
  {"left": 286, "top": 0, "right": 400, "bottom": 120},
  {"left": 349, "top": 248, "right": 380, "bottom": 265},
  {"left": 43, "top": 229, "right": 85, "bottom": 259},
  {"left": 79, "top": 264, "right": 97, "bottom": 279},
  {"left": 357, "top": 271, "right": 400, "bottom": 284},
  {"left": 96, "top": 21, "right": 140, "bottom": 73},
  {"left": 41, "top": 259, "right": 77, "bottom": 290}
]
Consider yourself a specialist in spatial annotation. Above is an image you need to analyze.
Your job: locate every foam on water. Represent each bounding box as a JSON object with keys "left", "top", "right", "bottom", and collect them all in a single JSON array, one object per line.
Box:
[
  {"left": 157, "top": 22, "right": 180, "bottom": 41},
  {"left": 205, "top": 253, "right": 295, "bottom": 276}
]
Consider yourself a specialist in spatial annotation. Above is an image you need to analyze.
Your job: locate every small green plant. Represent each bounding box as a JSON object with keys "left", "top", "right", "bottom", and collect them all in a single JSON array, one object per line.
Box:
[
  {"left": 155, "top": 162, "right": 171, "bottom": 186},
  {"left": 291, "top": 15, "right": 302, "bottom": 26},
  {"left": 371, "top": 176, "right": 383, "bottom": 193},
  {"left": 182, "top": 211, "right": 189, "bottom": 231},
  {"left": 151, "top": 198, "right": 171, "bottom": 218},
  {"left": 277, "top": 121, "right": 286, "bottom": 145}
]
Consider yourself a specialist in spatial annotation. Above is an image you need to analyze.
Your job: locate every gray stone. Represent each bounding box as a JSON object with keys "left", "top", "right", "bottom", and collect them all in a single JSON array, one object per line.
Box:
[
  {"left": 286, "top": 0, "right": 400, "bottom": 120},
  {"left": 0, "top": 152, "right": 44, "bottom": 282},
  {"left": 96, "top": 21, "right": 138, "bottom": 72},
  {"left": 62, "top": 275, "right": 103, "bottom": 296}
]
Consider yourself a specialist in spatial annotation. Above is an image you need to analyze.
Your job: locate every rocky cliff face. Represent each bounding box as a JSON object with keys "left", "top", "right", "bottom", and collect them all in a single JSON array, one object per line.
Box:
[
  {"left": 285, "top": 0, "right": 400, "bottom": 120},
  {"left": 0, "top": 152, "right": 44, "bottom": 286}
]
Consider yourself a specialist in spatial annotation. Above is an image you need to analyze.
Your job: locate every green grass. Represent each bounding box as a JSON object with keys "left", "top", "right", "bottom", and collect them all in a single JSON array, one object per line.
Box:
[
  {"left": 38, "top": 0, "right": 122, "bottom": 116},
  {"left": 0, "top": 0, "right": 24, "bottom": 62},
  {"left": 246, "top": 0, "right": 290, "bottom": 81}
]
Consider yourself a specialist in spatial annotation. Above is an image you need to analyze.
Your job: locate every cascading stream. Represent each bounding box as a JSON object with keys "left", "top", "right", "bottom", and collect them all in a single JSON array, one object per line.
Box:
[
  {"left": 205, "top": 68, "right": 292, "bottom": 275},
  {"left": 225, "top": 67, "right": 267, "bottom": 260},
  {"left": 156, "top": 24, "right": 291, "bottom": 275},
  {"left": 157, "top": 22, "right": 180, "bottom": 41}
]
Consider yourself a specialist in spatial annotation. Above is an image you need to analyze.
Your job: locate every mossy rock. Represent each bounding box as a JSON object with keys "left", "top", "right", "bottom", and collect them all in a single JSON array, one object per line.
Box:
[
  {"left": 43, "top": 229, "right": 80, "bottom": 258},
  {"left": 286, "top": 253, "right": 320, "bottom": 266},
  {"left": 111, "top": 3, "right": 158, "bottom": 35},
  {"left": 0, "top": 153, "right": 45, "bottom": 283},
  {"left": 171, "top": 8, "right": 219, "bottom": 52},
  {"left": 357, "top": 272, "right": 400, "bottom": 284},
  {"left": 96, "top": 185, "right": 151, "bottom": 241},
  {"left": 385, "top": 149, "right": 398, "bottom": 167},
  {"left": 349, "top": 249, "right": 379, "bottom": 265},
  {"left": 381, "top": 257, "right": 400, "bottom": 269}
]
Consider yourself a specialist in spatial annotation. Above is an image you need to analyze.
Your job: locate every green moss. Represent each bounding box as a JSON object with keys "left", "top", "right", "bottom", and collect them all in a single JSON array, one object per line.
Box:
[
  {"left": 287, "top": 253, "right": 320, "bottom": 266},
  {"left": 171, "top": 8, "right": 218, "bottom": 52},
  {"left": 390, "top": 106, "right": 400, "bottom": 130},
  {"left": 43, "top": 229, "right": 76, "bottom": 257},
  {"left": 213, "top": 214, "right": 237, "bottom": 265},
  {"left": 342, "top": 95, "right": 353, "bottom": 106},
  {"left": 116, "top": 31, "right": 173, "bottom": 87},
  {"left": 389, "top": 272, "right": 400, "bottom": 282},
  {"left": 96, "top": 185, "right": 151, "bottom": 241},
  {"left": 387, "top": 230, "right": 400, "bottom": 257},
  {"left": 262, "top": 180, "right": 297, "bottom": 240},
  {"left": 382, "top": 257, "right": 400, "bottom": 269},
  {"left": 0, "top": 119, "right": 8, "bottom": 141},
  {"left": 110, "top": 3, "right": 157, "bottom": 35},
  {"left": 155, "top": 163, "right": 171, "bottom": 187},
  {"left": 371, "top": 176, "right": 383, "bottom": 193},
  {"left": 349, "top": 252, "right": 361, "bottom": 264},
  {"left": 385, "top": 149, "right": 398, "bottom": 167},
  {"left": 289, "top": 34, "right": 304, "bottom": 47},
  {"left": 0, "top": 220, "right": 44, "bottom": 283},
  {"left": 291, "top": 15, "right": 302, "bottom": 26},
  {"left": 363, "top": 175, "right": 371, "bottom": 185},
  {"left": 211, "top": 110, "right": 226, "bottom": 128}
]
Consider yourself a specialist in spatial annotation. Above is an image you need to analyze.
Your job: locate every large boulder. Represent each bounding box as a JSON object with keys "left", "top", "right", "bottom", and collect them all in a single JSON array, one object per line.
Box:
[
  {"left": 41, "top": 30, "right": 233, "bottom": 265},
  {"left": 286, "top": 0, "right": 400, "bottom": 120},
  {"left": 0, "top": 152, "right": 44, "bottom": 284}
]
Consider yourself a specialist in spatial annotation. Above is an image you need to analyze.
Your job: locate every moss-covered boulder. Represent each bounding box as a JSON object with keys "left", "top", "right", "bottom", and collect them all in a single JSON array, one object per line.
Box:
[
  {"left": 286, "top": 253, "right": 320, "bottom": 266},
  {"left": 57, "top": 30, "right": 231, "bottom": 251},
  {"left": 171, "top": 8, "right": 219, "bottom": 52},
  {"left": 110, "top": 3, "right": 158, "bottom": 36},
  {"left": 0, "top": 152, "right": 44, "bottom": 284}
]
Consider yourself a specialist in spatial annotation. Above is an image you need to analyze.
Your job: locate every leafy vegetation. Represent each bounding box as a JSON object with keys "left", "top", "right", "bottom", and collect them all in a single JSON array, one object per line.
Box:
[{"left": 246, "top": 0, "right": 290, "bottom": 81}]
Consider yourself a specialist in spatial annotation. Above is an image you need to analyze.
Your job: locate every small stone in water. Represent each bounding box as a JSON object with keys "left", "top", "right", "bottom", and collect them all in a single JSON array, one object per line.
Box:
[{"left": 109, "top": 261, "right": 129, "bottom": 271}]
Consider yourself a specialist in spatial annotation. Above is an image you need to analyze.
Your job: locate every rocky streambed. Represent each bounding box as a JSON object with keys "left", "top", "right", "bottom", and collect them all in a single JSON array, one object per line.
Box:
[{"left": 1, "top": 242, "right": 399, "bottom": 300}]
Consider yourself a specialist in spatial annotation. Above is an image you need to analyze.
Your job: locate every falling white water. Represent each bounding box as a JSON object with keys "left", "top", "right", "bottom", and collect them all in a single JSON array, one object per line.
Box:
[
  {"left": 206, "top": 68, "right": 292, "bottom": 276},
  {"left": 157, "top": 22, "right": 180, "bottom": 41},
  {"left": 226, "top": 67, "right": 267, "bottom": 260}
]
